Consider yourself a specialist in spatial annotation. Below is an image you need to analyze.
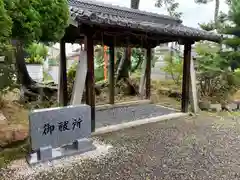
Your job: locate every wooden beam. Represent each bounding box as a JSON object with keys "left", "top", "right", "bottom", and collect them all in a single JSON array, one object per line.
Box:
[
  {"left": 70, "top": 51, "right": 87, "bottom": 105},
  {"left": 58, "top": 39, "right": 68, "bottom": 106},
  {"left": 189, "top": 57, "right": 199, "bottom": 113},
  {"left": 85, "top": 34, "right": 95, "bottom": 132},
  {"left": 139, "top": 50, "right": 146, "bottom": 98},
  {"left": 109, "top": 45, "right": 115, "bottom": 104},
  {"left": 181, "top": 43, "right": 192, "bottom": 112},
  {"left": 145, "top": 47, "right": 152, "bottom": 99}
]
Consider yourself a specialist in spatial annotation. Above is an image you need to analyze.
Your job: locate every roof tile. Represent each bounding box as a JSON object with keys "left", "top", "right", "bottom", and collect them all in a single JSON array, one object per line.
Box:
[{"left": 69, "top": 0, "right": 221, "bottom": 42}]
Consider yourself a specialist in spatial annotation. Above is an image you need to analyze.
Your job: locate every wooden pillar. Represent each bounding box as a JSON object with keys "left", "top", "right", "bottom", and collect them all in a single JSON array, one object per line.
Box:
[
  {"left": 189, "top": 57, "right": 198, "bottom": 113},
  {"left": 85, "top": 34, "right": 95, "bottom": 132},
  {"left": 58, "top": 39, "right": 68, "bottom": 106},
  {"left": 109, "top": 45, "right": 115, "bottom": 104},
  {"left": 145, "top": 47, "right": 152, "bottom": 99},
  {"left": 181, "top": 43, "right": 192, "bottom": 112}
]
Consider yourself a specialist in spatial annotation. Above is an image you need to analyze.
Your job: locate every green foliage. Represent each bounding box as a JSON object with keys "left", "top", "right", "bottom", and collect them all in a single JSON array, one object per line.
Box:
[
  {"left": 4, "top": 0, "right": 41, "bottom": 43},
  {"left": 4, "top": 0, "right": 69, "bottom": 43},
  {"left": 131, "top": 48, "right": 145, "bottom": 72},
  {"left": 25, "top": 55, "right": 43, "bottom": 64},
  {"left": 67, "top": 62, "right": 104, "bottom": 100},
  {"left": 155, "top": 0, "right": 182, "bottom": 18},
  {"left": 195, "top": 41, "right": 220, "bottom": 54},
  {"left": 162, "top": 52, "right": 183, "bottom": 85},
  {"left": 67, "top": 63, "right": 77, "bottom": 83},
  {"left": 0, "top": 0, "right": 12, "bottom": 45},
  {"left": 199, "top": 21, "right": 216, "bottom": 31},
  {"left": 229, "top": 0, "right": 240, "bottom": 26},
  {"left": 66, "top": 63, "right": 77, "bottom": 101},
  {"left": 223, "top": 0, "right": 240, "bottom": 70},
  {"left": 94, "top": 45, "right": 145, "bottom": 73},
  {"left": 0, "top": 0, "right": 16, "bottom": 93},
  {"left": 94, "top": 45, "right": 104, "bottom": 68},
  {"left": 36, "top": 0, "right": 69, "bottom": 42},
  {"left": 24, "top": 43, "right": 47, "bottom": 64},
  {"left": 95, "top": 68, "right": 104, "bottom": 82},
  {"left": 195, "top": 41, "right": 240, "bottom": 103},
  {"left": 195, "top": 0, "right": 240, "bottom": 101},
  {"left": 151, "top": 50, "right": 159, "bottom": 68},
  {"left": 67, "top": 62, "right": 105, "bottom": 83},
  {"left": 195, "top": 0, "right": 222, "bottom": 31},
  {"left": 42, "top": 71, "right": 54, "bottom": 84},
  {"left": 26, "top": 43, "right": 48, "bottom": 59},
  {"left": 48, "top": 58, "right": 59, "bottom": 66},
  {"left": 0, "top": 47, "right": 17, "bottom": 93},
  {"left": 0, "top": 0, "right": 69, "bottom": 91}
]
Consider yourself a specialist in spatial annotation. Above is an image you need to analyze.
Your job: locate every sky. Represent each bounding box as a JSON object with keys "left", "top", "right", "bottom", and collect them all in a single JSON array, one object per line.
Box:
[
  {"left": 100, "top": 0, "right": 229, "bottom": 28},
  {"left": 56, "top": 0, "right": 229, "bottom": 54}
]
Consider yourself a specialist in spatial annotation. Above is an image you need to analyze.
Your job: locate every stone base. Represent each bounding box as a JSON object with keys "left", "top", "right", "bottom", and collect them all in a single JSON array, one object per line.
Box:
[
  {"left": 233, "top": 100, "right": 240, "bottom": 110},
  {"left": 26, "top": 138, "right": 96, "bottom": 165}
]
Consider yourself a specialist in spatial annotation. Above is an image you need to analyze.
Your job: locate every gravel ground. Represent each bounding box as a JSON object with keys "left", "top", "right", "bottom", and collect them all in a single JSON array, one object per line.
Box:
[
  {"left": 95, "top": 104, "right": 175, "bottom": 128},
  {"left": 2, "top": 113, "right": 240, "bottom": 180}
]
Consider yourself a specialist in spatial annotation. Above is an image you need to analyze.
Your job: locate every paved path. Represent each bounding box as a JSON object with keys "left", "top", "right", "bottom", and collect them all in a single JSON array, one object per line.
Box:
[{"left": 2, "top": 113, "right": 240, "bottom": 180}]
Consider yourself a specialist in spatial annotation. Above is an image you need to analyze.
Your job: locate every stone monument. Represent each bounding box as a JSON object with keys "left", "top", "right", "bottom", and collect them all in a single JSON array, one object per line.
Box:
[{"left": 27, "top": 104, "right": 96, "bottom": 165}]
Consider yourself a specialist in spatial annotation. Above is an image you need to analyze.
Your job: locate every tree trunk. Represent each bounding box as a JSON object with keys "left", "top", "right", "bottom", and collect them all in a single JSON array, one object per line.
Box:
[
  {"left": 14, "top": 41, "right": 58, "bottom": 102},
  {"left": 115, "top": 47, "right": 138, "bottom": 95},
  {"left": 15, "top": 41, "right": 36, "bottom": 87},
  {"left": 131, "top": 54, "right": 143, "bottom": 72},
  {"left": 214, "top": 0, "right": 220, "bottom": 29},
  {"left": 116, "top": 48, "right": 131, "bottom": 81}
]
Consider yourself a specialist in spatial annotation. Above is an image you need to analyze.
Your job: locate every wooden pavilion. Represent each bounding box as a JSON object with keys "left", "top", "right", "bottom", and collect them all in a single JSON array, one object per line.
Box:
[{"left": 58, "top": 0, "right": 221, "bottom": 132}]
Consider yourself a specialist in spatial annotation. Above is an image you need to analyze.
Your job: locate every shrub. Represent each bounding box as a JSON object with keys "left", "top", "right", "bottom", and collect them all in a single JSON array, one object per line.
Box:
[
  {"left": 162, "top": 52, "right": 183, "bottom": 85},
  {"left": 195, "top": 41, "right": 240, "bottom": 103},
  {"left": 0, "top": 45, "right": 17, "bottom": 94},
  {"left": 25, "top": 55, "right": 44, "bottom": 64},
  {"left": 25, "top": 43, "right": 48, "bottom": 65}
]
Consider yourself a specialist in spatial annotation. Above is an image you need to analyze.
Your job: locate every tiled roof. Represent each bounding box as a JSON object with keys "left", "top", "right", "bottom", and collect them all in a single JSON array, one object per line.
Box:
[{"left": 68, "top": 0, "right": 221, "bottom": 43}]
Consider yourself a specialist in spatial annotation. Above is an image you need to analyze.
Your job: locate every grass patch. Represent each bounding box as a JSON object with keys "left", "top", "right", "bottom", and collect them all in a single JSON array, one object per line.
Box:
[{"left": 0, "top": 140, "right": 29, "bottom": 168}]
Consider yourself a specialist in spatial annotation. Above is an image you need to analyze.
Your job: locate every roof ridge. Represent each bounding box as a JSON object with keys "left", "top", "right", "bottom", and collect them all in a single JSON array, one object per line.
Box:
[{"left": 69, "top": 0, "right": 182, "bottom": 23}]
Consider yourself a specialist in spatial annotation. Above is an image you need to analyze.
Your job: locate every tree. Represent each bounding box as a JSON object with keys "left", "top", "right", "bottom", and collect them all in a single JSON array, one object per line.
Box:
[
  {"left": 4, "top": 0, "right": 69, "bottom": 88},
  {"left": 162, "top": 52, "right": 183, "bottom": 85},
  {"left": 222, "top": 0, "right": 240, "bottom": 70},
  {"left": 195, "top": 41, "right": 240, "bottom": 103},
  {"left": 155, "top": 0, "right": 182, "bottom": 18},
  {"left": 0, "top": 0, "right": 15, "bottom": 93},
  {"left": 193, "top": 0, "right": 233, "bottom": 33},
  {"left": 154, "top": 0, "right": 182, "bottom": 44},
  {"left": 0, "top": 0, "right": 12, "bottom": 47},
  {"left": 112, "top": 0, "right": 141, "bottom": 95},
  {"left": 195, "top": 0, "right": 220, "bottom": 30},
  {"left": 155, "top": 0, "right": 182, "bottom": 72}
]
